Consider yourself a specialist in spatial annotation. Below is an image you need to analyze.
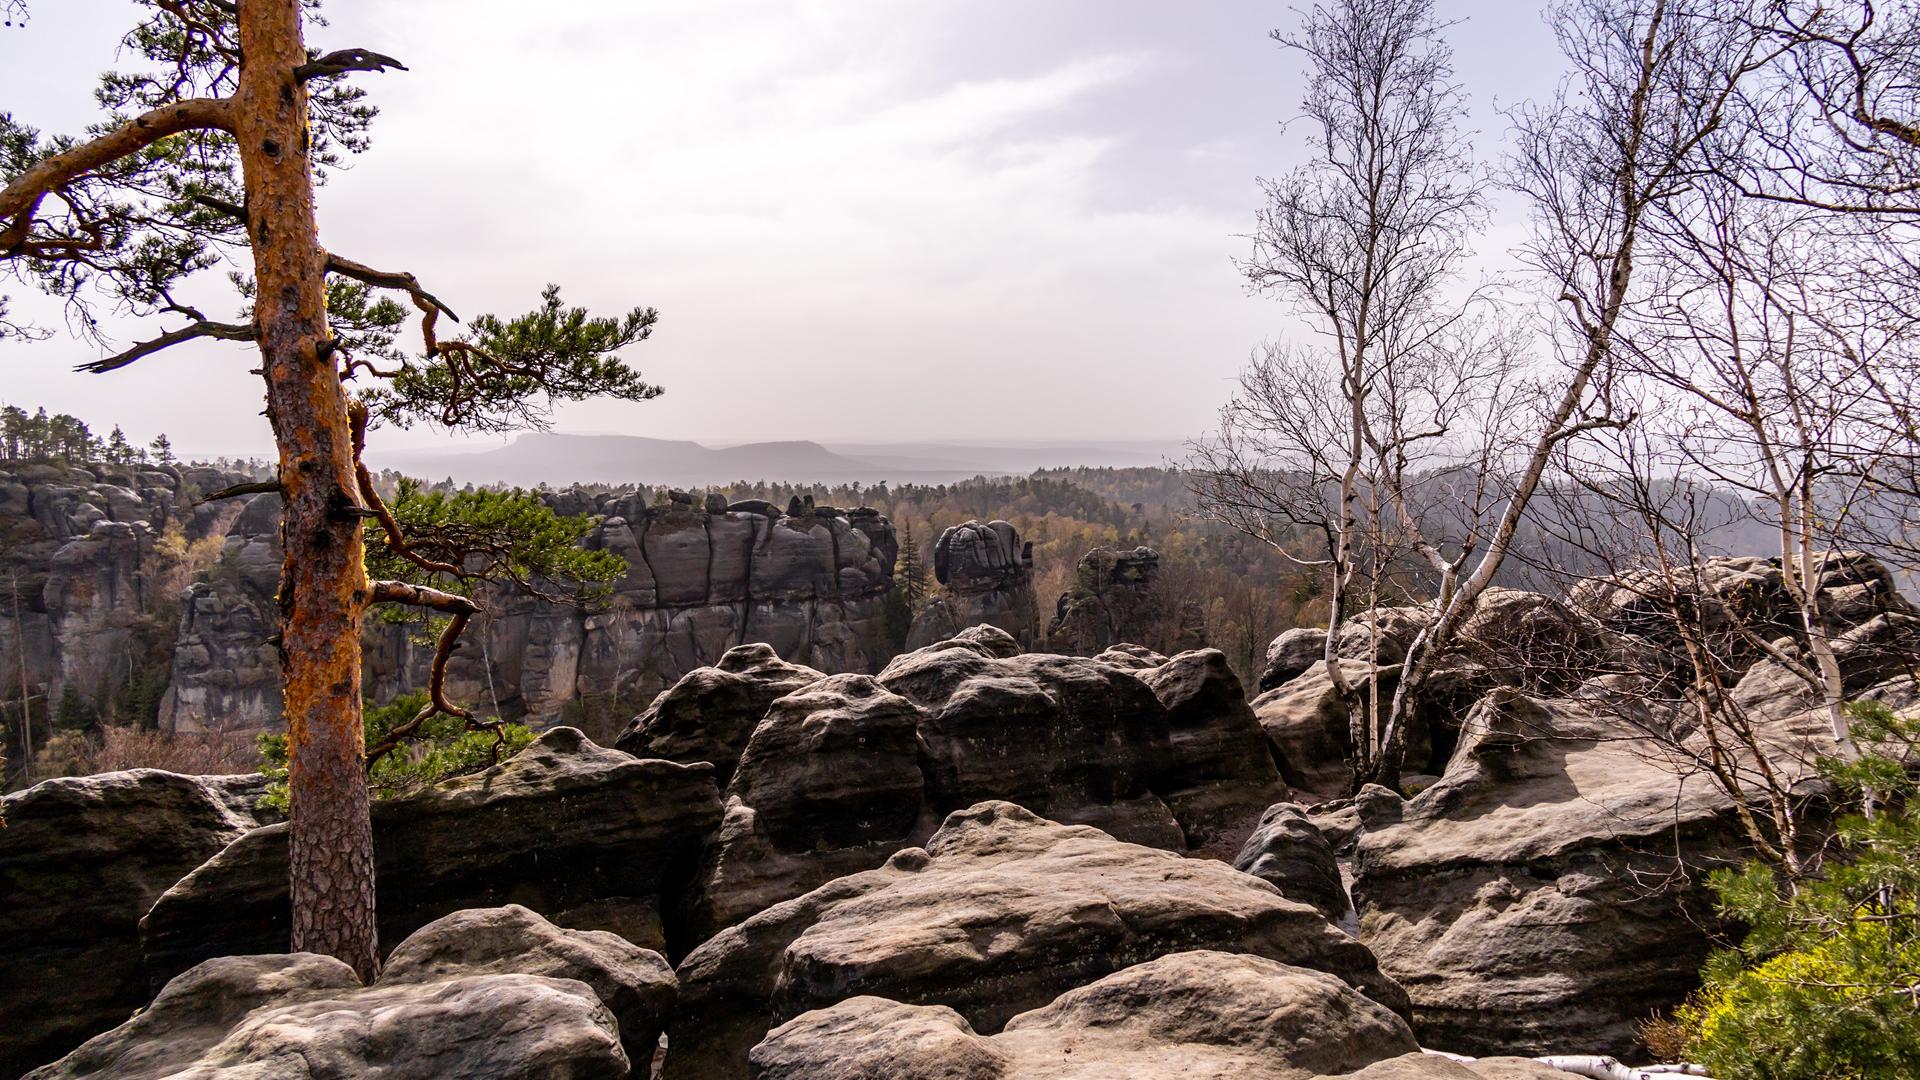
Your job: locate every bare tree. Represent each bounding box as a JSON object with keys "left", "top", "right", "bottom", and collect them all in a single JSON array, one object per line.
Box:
[{"left": 1192, "top": 0, "right": 1492, "bottom": 783}]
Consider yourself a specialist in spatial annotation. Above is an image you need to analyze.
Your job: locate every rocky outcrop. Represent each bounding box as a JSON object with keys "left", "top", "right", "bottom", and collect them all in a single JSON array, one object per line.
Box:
[
  {"left": 1234, "top": 803, "right": 1352, "bottom": 926},
  {"left": 749, "top": 951, "right": 1424, "bottom": 1080},
  {"left": 612, "top": 642, "right": 825, "bottom": 784},
  {"left": 1048, "top": 544, "right": 1204, "bottom": 656},
  {"left": 674, "top": 634, "right": 1289, "bottom": 939},
  {"left": 1, "top": 461, "right": 253, "bottom": 734},
  {"left": 30, "top": 907, "right": 663, "bottom": 1079},
  {"left": 379, "top": 904, "right": 677, "bottom": 1068},
  {"left": 159, "top": 489, "right": 900, "bottom": 734},
  {"left": 677, "top": 673, "right": 929, "bottom": 942},
  {"left": 906, "top": 520, "right": 1038, "bottom": 649},
  {"left": 1346, "top": 690, "right": 1751, "bottom": 1058},
  {"left": 142, "top": 727, "right": 722, "bottom": 984},
  {"left": 0, "top": 769, "right": 277, "bottom": 1078},
  {"left": 667, "top": 802, "right": 1406, "bottom": 1080}
]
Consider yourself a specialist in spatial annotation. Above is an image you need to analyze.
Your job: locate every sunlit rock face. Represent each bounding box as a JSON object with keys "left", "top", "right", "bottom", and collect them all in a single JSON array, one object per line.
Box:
[
  {"left": 158, "top": 489, "right": 900, "bottom": 734},
  {"left": 905, "top": 519, "right": 1040, "bottom": 649}
]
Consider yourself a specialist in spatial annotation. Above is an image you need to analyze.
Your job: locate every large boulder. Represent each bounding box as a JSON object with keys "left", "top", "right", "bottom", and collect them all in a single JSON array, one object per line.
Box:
[
  {"left": 142, "top": 727, "right": 722, "bottom": 986},
  {"left": 879, "top": 640, "right": 1190, "bottom": 846},
  {"left": 678, "top": 674, "right": 929, "bottom": 942},
  {"left": 380, "top": 904, "right": 677, "bottom": 1068},
  {"left": 1252, "top": 659, "right": 1380, "bottom": 799},
  {"left": 29, "top": 909, "right": 650, "bottom": 1079},
  {"left": 749, "top": 951, "right": 1422, "bottom": 1080},
  {"left": 1047, "top": 545, "right": 1204, "bottom": 656},
  {"left": 612, "top": 643, "right": 825, "bottom": 784},
  {"left": 0, "top": 770, "right": 275, "bottom": 1078},
  {"left": 1347, "top": 690, "right": 1748, "bottom": 1058},
  {"left": 1130, "top": 647, "right": 1290, "bottom": 854},
  {"left": 665, "top": 801, "right": 1405, "bottom": 1079},
  {"left": 1234, "top": 803, "right": 1352, "bottom": 926}
]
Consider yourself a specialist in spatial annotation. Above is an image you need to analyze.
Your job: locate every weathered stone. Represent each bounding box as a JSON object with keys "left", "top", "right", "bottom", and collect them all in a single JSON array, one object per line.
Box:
[
  {"left": 666, "top": 802, "right": 1406, "bottom": 1079},
  {"left": 380, "top": 904, "right": 676, "bottom": 1067},
  {"left": 142, "top": 727, "right": 722, "bottom": 986},
  {"left": 1234, "top": 803, "right": 1352, "bottom": 926},
  {"left": 678, "top": 674, "right": 929, "bottom": 941},
  {"left": 1131, "top": 647, "right": 1289, "bottom": 854},
  {"left": 0, "top": 770, "right": 275, "bottom": 1078},
  {"left": 880, "top": 645, "right": 1184, "bottom": 846},
  {"left": 612, "top": 643, "right": 825, "bottom": 784},
  {"left": 25, "top": 951, "right": 630, "bottom": 1079},
  {"left": 1048, "top": 545, "right": 1202, "bottom": 656},
  {"left": 1348, "top": 690, "right": 1747, "bottom": 1058},
  {"left": 907, "top": 520, "right": 1038, "bottom": 649},
  {"left": 750, "top": 951, "right": 1421, "bottom": 1080}
]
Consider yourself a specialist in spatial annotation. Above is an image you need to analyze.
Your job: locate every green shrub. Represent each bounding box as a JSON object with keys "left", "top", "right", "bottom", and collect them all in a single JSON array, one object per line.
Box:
[
  {"left": 1680, "top": 700, "right": 1920, "bottom": 1078},
  {"left": 257, "top": 691, "right": 535, "bottom": 813}
]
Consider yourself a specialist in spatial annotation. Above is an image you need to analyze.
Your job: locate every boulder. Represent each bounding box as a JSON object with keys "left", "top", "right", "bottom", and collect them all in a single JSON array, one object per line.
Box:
[
  {"left": 665, "top": 802, "right": 1406, "bottom": 1079},
  {"left": 1347, "top": 690, "right": 1748, "bottom": 1058},
  {"left": 1234, "top": 803, "right": 1352, "bottom": 926},
  {"left": 749, "top": 951, "right": 1421, "bottom": 1080},
  {"left": 28, "top": 924, "right": 634, "bottom": 1079},
  {"left": 142, "top": 727, "right": 722, "bottom": 986},
  {"left": 879, "top": 645, "right": 1184, "bottom": 847},
  {"left": 0, "top": 770, "right": 275, "bottom": 1078},
  {"left": 380, "top": 904, "right": 676, "bottom": 1068},
  {"left": 612, "top": 643, "right": 825, "bottom": 784},
  {"left": 1252, "top": 659, "right": 1379, "bottom": 799},
  {"left": 1130, "top": 647, "right": 1290, "bottom": 854},
  {"left": 1047, "top": 545, "right": 1202, "bottom": 656},
  {"left": 678, "top": 674, "right": 929, "bottom": 942}
]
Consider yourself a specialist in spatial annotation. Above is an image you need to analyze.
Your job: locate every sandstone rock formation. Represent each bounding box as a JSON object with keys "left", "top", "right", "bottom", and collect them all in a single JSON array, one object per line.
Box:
[
  {"left": 378, "top": 904, "right": 677, "bottom": 1068},
  {"left": 163, "top": 490, "right": 900, "bottom": 735},
  {"left": 668, "top": 633, "right": 1286, "bottom": 941},
  {"left": 0, "top": 461, "right": 252, "bottom": 735},
  {"left": 906, "top": 520, "right": 1038, "bottom": 649},
  {"left": 666, "top": 801, "right": 1405, "bottom": 1079},
  {"left": 1249, "top": 555, "right": 1920, "bottom": 1057},
  {"left": 611, "top": 642, "right": 825, "bottom": 784},
  {"left": 1234, "top": 803, "right": 1353, "bottom": 926},
  {"left": 0, "top": 769, "right": 277, "bottom": 1078},
  {"left": 29, "top": 907, "right": 664, "bottom": 1079},
  {"left": 1346, "top": 689, "right": 1749, "bottom": 1058},
  {"left": 142, "top": 727, "right": 721, "bottom": 984},
  {"left": 748, "top": 951, "right": 1424, "bottom": 1080},
  {"left": 1047, "top": 544, "right": 1204, "bottom": 656}
]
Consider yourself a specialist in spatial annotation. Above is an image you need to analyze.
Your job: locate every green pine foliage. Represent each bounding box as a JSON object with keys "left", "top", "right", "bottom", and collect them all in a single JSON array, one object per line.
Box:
[
  {"left": 365, "top": 478, "right": 627, "bottom": 609},
  {"left": 1680, "top": 700, "right": 1920, "bottom": 1078},
  {"left": 257, "top": 691, "right": 536, "bottom": 812}
]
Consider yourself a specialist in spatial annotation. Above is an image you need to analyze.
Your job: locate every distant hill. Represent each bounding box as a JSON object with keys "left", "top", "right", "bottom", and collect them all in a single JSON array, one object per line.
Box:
[{"left": 371, "top": 433, "right": 1188, "bottom": 488}]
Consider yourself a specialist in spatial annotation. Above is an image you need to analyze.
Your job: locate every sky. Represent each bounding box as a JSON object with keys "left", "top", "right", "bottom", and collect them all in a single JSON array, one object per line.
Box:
[{"left": 0, "top": 0, "right": 1566, "bottom": 459}]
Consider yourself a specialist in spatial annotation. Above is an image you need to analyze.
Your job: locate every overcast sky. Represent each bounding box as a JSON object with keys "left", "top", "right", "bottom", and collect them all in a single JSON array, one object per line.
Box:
[{"left": 0, "top": 0, "right": 1564, "bottom": 458}]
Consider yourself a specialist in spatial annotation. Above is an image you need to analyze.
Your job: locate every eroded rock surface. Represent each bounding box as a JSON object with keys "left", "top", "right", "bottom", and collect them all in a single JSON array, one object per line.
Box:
[
  {"left": 30, "top": 907, "right": 655, "bottom": 1080},
  {"left": 0, "top": 770, "right": 276, "bottom": 1078},
  {"left": 749, "top": 951, "right": 1421, "bottom": 1080},
  {"left": 667, "top": 802, "right": 1405, "bottom": 1080},
  {"left": 907, "top": 520, "right": 1039, "bottom": 649},
  {"left": 612, "top": 642, "right": 825, "bottom": 784},
  {"left": 142, "top": 727, "right": 721, "bottom": 985}
]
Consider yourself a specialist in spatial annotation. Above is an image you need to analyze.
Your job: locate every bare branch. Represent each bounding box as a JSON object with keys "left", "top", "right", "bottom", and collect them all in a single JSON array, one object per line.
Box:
[
  {"left": 294, "top": 47, "right": 407, "bottom": 82},
  {"left": 74, "top": 318, "right": 254, "bottom": 373}
]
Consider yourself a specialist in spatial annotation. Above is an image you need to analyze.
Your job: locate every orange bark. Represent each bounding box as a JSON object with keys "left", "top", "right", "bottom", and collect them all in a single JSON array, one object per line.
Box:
[{"left": 234, "top": 0, "right": 378, "bottom": 980}]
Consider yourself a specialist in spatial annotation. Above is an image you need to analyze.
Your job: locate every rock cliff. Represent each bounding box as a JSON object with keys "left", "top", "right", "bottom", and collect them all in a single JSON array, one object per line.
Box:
[{"left": 2, "top": 464, "right": 902, "bottom": 740}]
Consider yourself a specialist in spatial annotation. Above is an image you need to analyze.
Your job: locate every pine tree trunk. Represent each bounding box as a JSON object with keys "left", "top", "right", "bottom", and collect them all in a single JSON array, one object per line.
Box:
[{"left": 235, "top": 0, "right": 378, "bottom": 981}]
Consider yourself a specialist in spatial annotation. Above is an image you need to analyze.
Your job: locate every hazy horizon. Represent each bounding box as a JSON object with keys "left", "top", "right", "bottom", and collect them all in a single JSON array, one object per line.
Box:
[{"left": 1, "top": 0, "right": 1563, "bottom": 457}]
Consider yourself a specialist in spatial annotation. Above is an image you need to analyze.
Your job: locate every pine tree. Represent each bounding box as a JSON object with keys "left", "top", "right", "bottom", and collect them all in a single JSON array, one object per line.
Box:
[
  {"left": 149, "top": 433, "right": 174, "bottom": 465},
  {"left": 897, "top": 521, "right": 931, "bottom": 614}
]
